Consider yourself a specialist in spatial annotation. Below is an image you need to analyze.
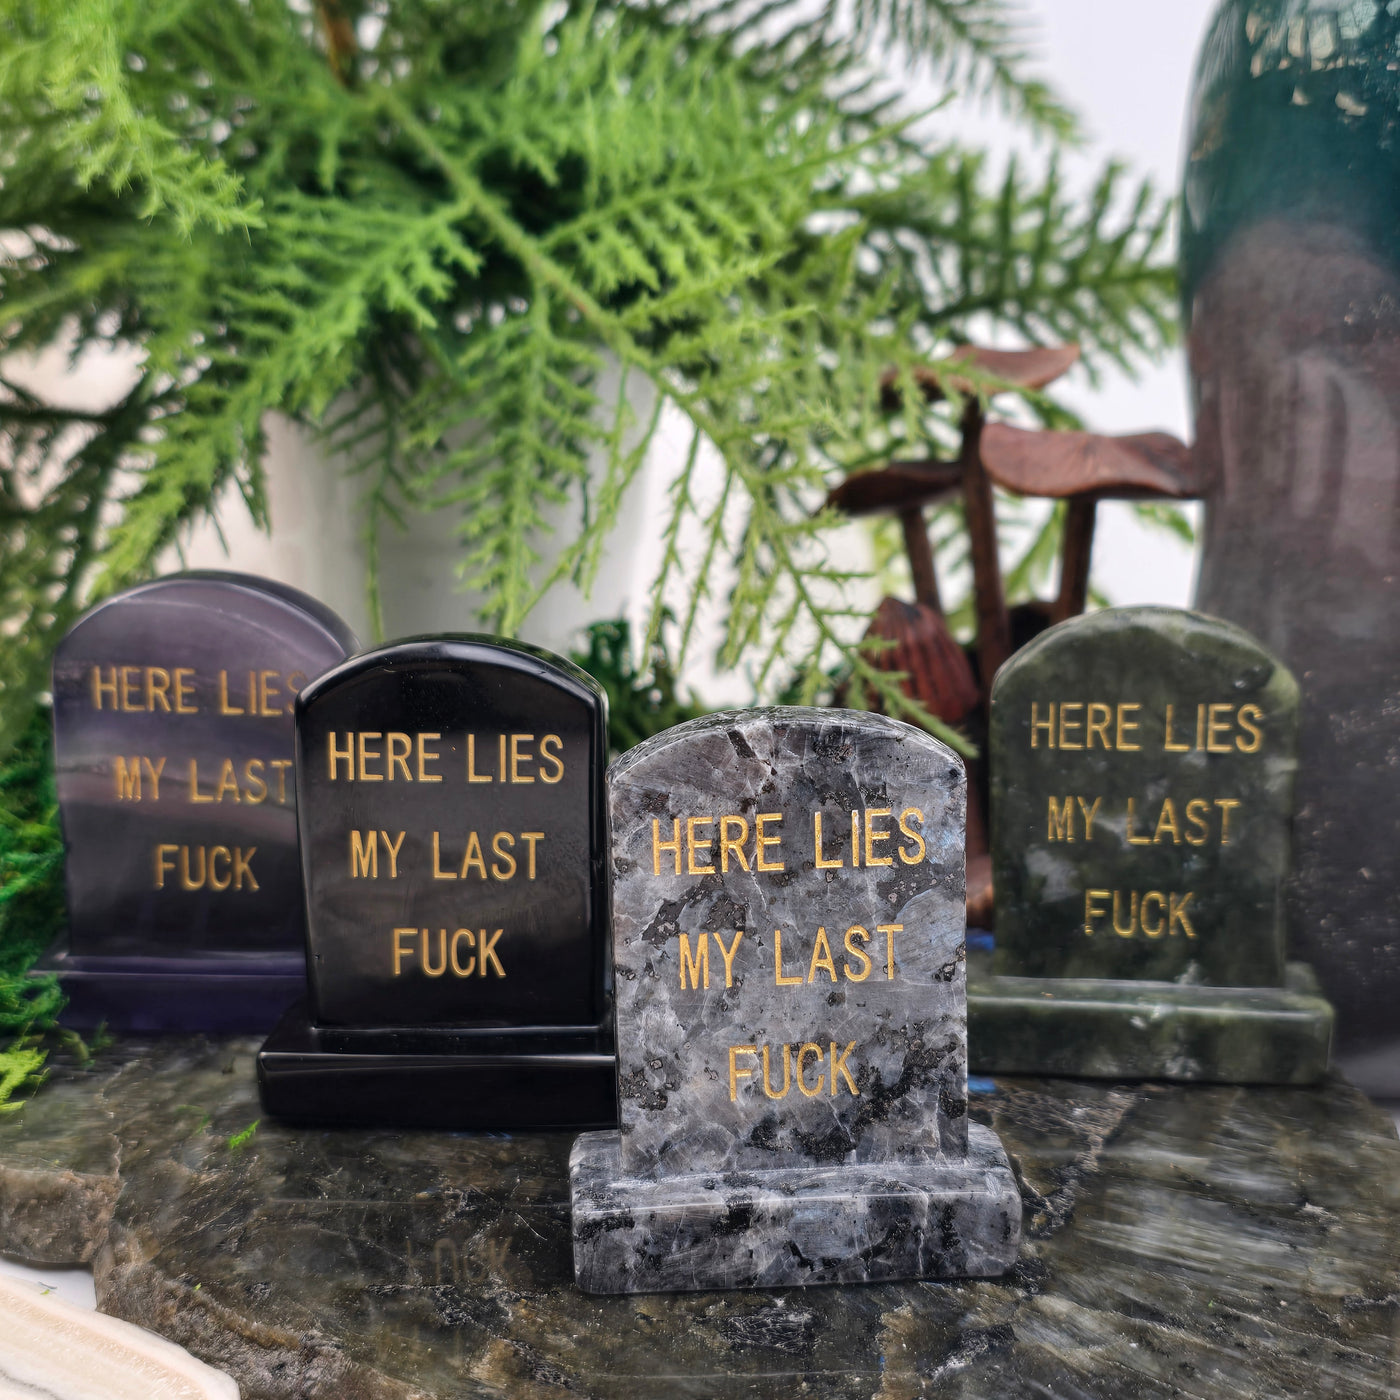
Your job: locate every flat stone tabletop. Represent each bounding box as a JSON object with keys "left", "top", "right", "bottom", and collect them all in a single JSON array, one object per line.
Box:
[{"left": 1, "top": 1037, "right": 1397, "bottom": 1399}]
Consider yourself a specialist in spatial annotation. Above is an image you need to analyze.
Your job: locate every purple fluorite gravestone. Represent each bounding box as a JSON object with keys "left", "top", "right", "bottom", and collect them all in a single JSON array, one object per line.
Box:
[{"left": 43, "top": 572, "right": 358, "bottom": 1031}]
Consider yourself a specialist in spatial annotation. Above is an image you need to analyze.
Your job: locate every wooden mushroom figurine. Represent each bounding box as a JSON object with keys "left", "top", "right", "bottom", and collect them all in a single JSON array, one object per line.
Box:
[{"left": 979, "top": 424, "right": 1199, "bottom": 622}]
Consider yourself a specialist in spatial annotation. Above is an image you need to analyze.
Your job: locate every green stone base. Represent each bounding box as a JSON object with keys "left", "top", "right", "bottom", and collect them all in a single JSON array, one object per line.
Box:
[{"left": 967, "top": 956, "right": 1333, "bottom": 1084}]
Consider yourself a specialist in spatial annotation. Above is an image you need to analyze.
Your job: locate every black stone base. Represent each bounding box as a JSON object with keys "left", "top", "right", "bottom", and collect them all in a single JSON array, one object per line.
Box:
[
  {"left": 33, "top": 940, "right": 304, "bottom": 1034},
  {"left": 570, "top": 1124, "right": 1022, "bottom": 1294},
  {"left": 968, "top": 958, "right": 1333, "bottom": 1084},
  {"left": 256, "top": 1002, "right": 617, "bottom": 1130}
]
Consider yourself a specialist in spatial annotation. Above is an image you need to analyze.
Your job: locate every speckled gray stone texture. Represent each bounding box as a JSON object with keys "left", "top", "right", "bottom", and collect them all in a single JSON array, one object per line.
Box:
[
  {"left": 609, "top": 708, "right": 970, "bottom": 1174},
  {"left": 570, "top": 1121, "right": 1020, "bottom": 1293},
  {"left": 575, "top": 707, "right": 1019, "bottom": 1292}
]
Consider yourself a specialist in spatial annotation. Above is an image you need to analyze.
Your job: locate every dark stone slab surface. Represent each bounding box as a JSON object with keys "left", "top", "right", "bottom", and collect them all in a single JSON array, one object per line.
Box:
[{"left": 3, "top": 1037, "right": 1399, "bottom": 1397}]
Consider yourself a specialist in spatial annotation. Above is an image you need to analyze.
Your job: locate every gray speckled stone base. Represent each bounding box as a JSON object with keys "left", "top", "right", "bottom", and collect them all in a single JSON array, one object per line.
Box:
[{"left": 570, "top": 1122, "right": 1020, "bottom": 1294}]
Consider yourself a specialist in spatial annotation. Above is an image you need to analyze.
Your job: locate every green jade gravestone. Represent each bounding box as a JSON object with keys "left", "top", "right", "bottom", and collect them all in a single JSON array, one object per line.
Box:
[{"left": 968, "top": 607, "right": 1333, "bottom": 1083}]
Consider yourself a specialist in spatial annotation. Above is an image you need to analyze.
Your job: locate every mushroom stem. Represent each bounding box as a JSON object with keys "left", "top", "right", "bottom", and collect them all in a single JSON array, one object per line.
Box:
[
  {"left": 898, "top": 507, "right": 943, "bottom": 613},
  {"left": 960, "top": 402, "right": 1013, "bottom": 691},
  {"left": 1054, "top": 496, "right": 1098, "bottom": 622}
]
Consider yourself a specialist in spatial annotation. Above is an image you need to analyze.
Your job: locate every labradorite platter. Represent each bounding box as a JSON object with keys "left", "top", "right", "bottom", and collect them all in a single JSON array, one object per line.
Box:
[
  {"left": 990, "top": 607, "right": 1298, "bottom": 986},
  {"left": 2, "top": 1036, "right": 1398, "bottom": 1397}
]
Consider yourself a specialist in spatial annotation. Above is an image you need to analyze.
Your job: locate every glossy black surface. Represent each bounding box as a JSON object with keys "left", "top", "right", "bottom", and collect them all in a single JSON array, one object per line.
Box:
[
  {"left": 52, "top": 572, "right": 358, "bottom": 962},
  {"left": 294, "top": 636, "right": 610, "bottom": 1030}
]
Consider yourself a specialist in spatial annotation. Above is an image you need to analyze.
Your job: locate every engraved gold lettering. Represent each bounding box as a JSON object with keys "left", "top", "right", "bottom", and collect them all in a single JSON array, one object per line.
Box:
[
  {"left": 120, "top": 666, "right": 139, "bottom": 712},
  {"left": 208, "top": 846, "right": 232, "bottom": 891},
  {"left": 1077, "top": 796, "right": 1102, "bottom": 840},
  {"left": 796, "top": 1043, "right": 825, "bottom": 1097},
  {"left": 217, "top": 670, "right": 244, "bottom": 716},
  {"left": 432, "top": 831, "right": 457, "bottom": 880},
  {"left": 1047, "top": 796, "right": 1074, "bottom": 842},
  {"left": 91, "top": 666, "right": 119, "bottom": 711},
  {"left": 329, "top": 732, "right": 354, "bottom": 780},
  {"left": 173, "top": 669, "right": 197, "bottom": 714},
  {"left": 458, "top": 832, "right": 486, "bottom": 880},
  {"left": 352, "top": 830, "right": 378, "bottom": 879},
  {"left": 830, "top": 1041, "right": 859, "bottom": 1096},
  {"left": 1163, "top": 703, "right": 1191, "bottom": 753},
  {"left": 393, "top": 928, "right": 416, "bottom": 975},
  {"left": 850, "top": 810, "right": 861, "bottom": 869},
  {"left": 145, "top": 668, "right": 170, "bottom": 713},
  {"left": 813, "top": 812, "right": 842, "bottom": 870},
  {"left": 450, "top": 929, "right": 474, "bottom": 977},
  {"left": 1086, "top": 702, "right": 1112, "bottom": 749},
  {"left": 510, "top": 733, "right": 535, "bottom": 783},
  {"left": 258, "top": 670, "right": 280, "bottom": 717},
  {"left": 1215, "top": 798, "right": 1241, "bottom": 845},
  {"left": 214, "top": 759, "right": 241, "bottom": 803},
  {"left": 521, "top": 832, "right": 543, "bottom": 881},
  {"left": 187, "top": 758, "right": 213, "bottom": 803},
  {"left": 679, "top": 932, "right": 709, "bottom": 990},
  {"left": 115, "top": 756, "right": 142, "bottom": 801},
  {"left": 720, "top": 816, "right": 750, "bottom": 873},
  {"left": 422, "top": 928, "right": 448, "bottom": 977},
  {"left": 1116, "top": 703, "right": 1142, "bottom": 751},
  {"left": 155, "top": 844, "right": 177, "bottom": 889},
  {"left": 381, "top": 830, "right": 404, "bottom": 878},
  {"left": 233, "top": 847, "right": 257, "bottom": 890},
  {"left": 1125, "top": 797, "right": 1151, "bottom": 845},
  {"left": 898, "top": 808, "right": 926, "bottom": 864},
  {"left": 1140, "top": 891, "right": 1166, "bottom": 938},
  {"left": 539, "top": 734, "right": 564, "bottom": 783},
  {"left": 243, "top": 759, "right": 267, "bottom": 804},
  {"left": 467, "top": 734, "right": 492, "bottom": 784},
  {"left": 843, "top": 926, "right": 872, "bottom": 981},
  {"left": 729, "top": 1046, "right": 757, "bottom": 1100},
  {"left": 878, "top": 923, "right": 903, "bottom": 979},
  {"left": 357, "top": 732, "right": 383, "bottom": 781},
  {"left": 806, "top": 927, "right": 837, "bottom": 983},
  {"left": 715, "top": 931, "right": 743, "bottom": 988},
  {"left": 1207, "top": 704, "right": 1234, "bottom": 754},
  {"left": 1112, "top": 890, "right": 1139, "bottom": 938},
  {"left": 773, "top": 928, "right": 803, "bottom": 986},
  {"left": 761, "top": 1044, "right": 791, "bottom": 1099},
  {"left": 864, "top": 808, "right": 893, "bottom": 867},
  {"left": 755, "top": 814, "right": 785, "bottom": 872},
  {"left": 1185, "top": 798, "right": 1211, "bottom": 846},
  {"left": 686, "top": 816, "right": 714, "bottom": 875},
  {"left": 179, "top": 845, "right": 206, "bottom": 890},
  {"left": 270, "top": 760, "right": 291, "bottom": 805},
  {"left": 490, "top": 832, "right": 517, "bottom": 881},
  {"left": 1030, "top": 702, "right": 1056, "bottom": 748},
  {"left": 653, "top": 818, "right": 682, "bottom": 876},
  {"left": 1153, "top": 798, "right": 1182, "bottom": 845},
  {"left": 387, "top": 732, "right": 412, "bottom": 781},
  {"left": 417, "top": 732, "right": 441, "bottom": 783},
  {"left": 1170, "top": 891, "right": 1197, "bottom": 938},
  {"left": 1236, "top": 705, "right": 1264, "bottom": 753},
  {"left": 478, "top": 928, "right": 505, "bottom": 977},
  {"left": 1058, "top": 702, "right": 1084, "bottom": 750},
  {"left": 1084, "top": 889, "right": 1109, "bottom": 936}
]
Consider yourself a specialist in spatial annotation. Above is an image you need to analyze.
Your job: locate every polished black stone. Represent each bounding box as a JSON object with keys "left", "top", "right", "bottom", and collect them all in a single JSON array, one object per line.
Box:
[
  {"left": 257, "top": 636, "right": 615, "bottom": 1129},
  {"left": 44, "top": 572, "right": 358, "bottom": 1030}
]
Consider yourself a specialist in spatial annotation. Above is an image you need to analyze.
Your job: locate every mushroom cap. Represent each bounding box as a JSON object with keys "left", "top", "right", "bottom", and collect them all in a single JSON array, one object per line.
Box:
[
  {"left": 826, "top": 459, "right": 962, "bottom": 517},
  {"left": 881, "top": 343, "right": 1081, "bottom": 410},
  {"left": 860, "top": 596, "right": 980, "bottom": 724},
  {"left": 980, "top": 423, "right": 1199, "bottom": 500}
]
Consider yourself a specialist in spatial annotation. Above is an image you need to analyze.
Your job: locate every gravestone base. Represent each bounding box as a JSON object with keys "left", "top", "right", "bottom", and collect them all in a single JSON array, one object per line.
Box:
[
  {"left": 968, "top": 956, "right": 1332, "bottom": 1084},
  {"left": 570, "top": 1124, "right": 1021, "bottom": 1294},
  {"left": 33, "top": 941, "right": 304, "bottom": 1034},
  {"left": 256, "top": 1002, "right": 616, "bottom": 1130}
]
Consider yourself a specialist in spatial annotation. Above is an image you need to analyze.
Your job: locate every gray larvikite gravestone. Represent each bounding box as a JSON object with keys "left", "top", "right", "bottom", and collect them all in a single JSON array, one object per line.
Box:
[
  {"left": 570, "top": 707, "right": 1020, "bottom": 1293},
  {"left": 969, "top": 606, "right": 1333, "bottom": 1083}
]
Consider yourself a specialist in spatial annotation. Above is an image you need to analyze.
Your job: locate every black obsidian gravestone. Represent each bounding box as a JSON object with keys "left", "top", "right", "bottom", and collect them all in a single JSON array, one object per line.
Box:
[
  {"left": 255, "top": 636, "right": 615, "bottom": 1130},
  {"left": 43, "top": 572, "right": 359, "bottom": 1031}
]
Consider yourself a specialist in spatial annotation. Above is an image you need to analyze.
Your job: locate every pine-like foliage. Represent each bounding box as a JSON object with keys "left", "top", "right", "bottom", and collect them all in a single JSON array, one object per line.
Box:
[{"left": 0, "top": 0, "right": 1175, "bottom": 756}]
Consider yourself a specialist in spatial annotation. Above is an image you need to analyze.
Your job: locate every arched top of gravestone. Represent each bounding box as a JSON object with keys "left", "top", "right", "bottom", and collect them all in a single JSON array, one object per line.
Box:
[
  {"left": 298, "top": 634, "right": 605, "bottom": 716},
  {"left": 608, "top": 706, "right": 969, "bottom": 1174},
  {"left": 611, "top": 704, "right": 962, "bottom": 787},
  {"left": 992, "top": 605, "right": 1299, "bottom": 711},
  {"left": 57, "top": 571, "right": 361, "bottom": 663}
]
